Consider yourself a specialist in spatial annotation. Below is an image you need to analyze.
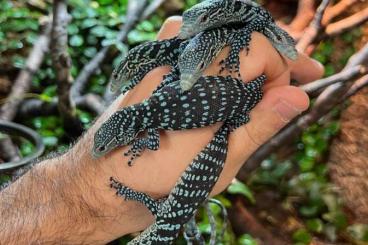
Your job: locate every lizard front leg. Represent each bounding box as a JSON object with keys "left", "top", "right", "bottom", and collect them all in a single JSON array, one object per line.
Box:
[
  {"left": 220, "top": 27, "right": 252, "bottom": 76},
  {"left": 124, "top": 128, "right": 160, "bottom": 166},
  {"left": 220, "top": 19, "right": 269, "bottom": 76}
]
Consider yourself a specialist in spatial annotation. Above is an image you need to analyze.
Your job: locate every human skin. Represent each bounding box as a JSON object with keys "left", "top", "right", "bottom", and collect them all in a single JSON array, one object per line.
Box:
[{"left": 0, "top": 17, "right": 323, "bottom": 244}]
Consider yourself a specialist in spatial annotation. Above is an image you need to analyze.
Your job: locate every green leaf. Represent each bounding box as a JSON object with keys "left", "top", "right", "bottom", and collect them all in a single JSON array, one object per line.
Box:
[
  {"left": 20, "top": 140, "right": 35, "bottom": 157},
  {"left": 298, "top": 157, "right": 315, "bottom": 172},
  {"left": 227, "top": 179, "right": 255, "bottom": 204},
  {"left": 238, "top": 234, "right": 258, "bottom": 245},
  {"left": 292, "top": 229, "right": 312, "bottom": 244},
  {"left": 0, "top": 174, "right": 11, "bottom": 185},
  {"left": 306, "top": 218, "right": 323, "bottom": 233},
  {"left": 90, "top": 25, "right": 109, "bottom": 37},
  {"left": 42, "top": 136, "right": 58, "bottom": 146},
  {"left": 81, "top": 18, "right": 98, "bottom": 28},
  {"left": 347, "top": 224, "right": 368, "bottom": 242},
  {"left": 69, "top": 35, "right": 84, "bottom": 47},
  {"left": 83, "top": 47, "right": 97, "bottom": 58},
  {"left": 300, "top": 205, "right": 319, "bottom": 217}
]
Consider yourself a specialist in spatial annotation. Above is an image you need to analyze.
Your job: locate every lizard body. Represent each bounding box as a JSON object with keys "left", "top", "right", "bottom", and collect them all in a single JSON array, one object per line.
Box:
[
  {"left": 94, "top": 75, "right": 265, "bottom": 243},
  {"left": 178, "top": 22, "right": 268, "bottom": 91},
  {"left": 110, "top": 124, "right": 230, "bottom": 244},
  {"left": 93, "top": 74, "right": 265, "bottom": 164},
  {"left": 179, "top": 0, "right": 297, "bottom": 61}
]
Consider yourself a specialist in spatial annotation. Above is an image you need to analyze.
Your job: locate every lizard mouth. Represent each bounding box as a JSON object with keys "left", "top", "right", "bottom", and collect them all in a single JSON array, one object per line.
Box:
[
  {"left": 180, "top": 74, "right": 195, "bottom": 91},
  {"left": 92, "top": 138, "right": 117, "bottom": 159},
  {"left": 178, "top": 27, "right": 194, "bottom": 39}
]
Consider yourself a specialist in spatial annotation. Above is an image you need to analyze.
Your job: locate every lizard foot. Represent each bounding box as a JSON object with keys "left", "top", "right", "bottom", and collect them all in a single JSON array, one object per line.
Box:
[
  {"left": 110, "top": 177, "right": 164, "bottom": 216},
  {"left": 110, "top": 177, "right": 140, "bottom": 201},
  {"left": 123, "top": 138, "right": 147, "bottom": 166}
]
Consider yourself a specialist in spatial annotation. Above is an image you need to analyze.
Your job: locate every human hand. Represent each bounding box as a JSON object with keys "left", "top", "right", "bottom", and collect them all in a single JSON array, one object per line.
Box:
[{"left": 66, "top": 16, "right": 324, "bottom": 242}]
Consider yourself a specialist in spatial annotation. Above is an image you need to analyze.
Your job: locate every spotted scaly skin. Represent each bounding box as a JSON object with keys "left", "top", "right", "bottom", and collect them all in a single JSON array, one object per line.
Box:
[
  {"left": 111, "top": 125, "right": 230, "bottom": 244},
  {"left": 93, "top": 75, "right": 265, "bottom": 164},
  {"left": 179, "top": 0, "right": 297, "bottom": 61},
  {"left": 110, "top": 37, "right": 186, "bottom": 94},
  {"left": 95, "top": 74, "right": 265, "bottom": 244},
  {"left": 178, "top": 23, "right": 267, "bottom": 91}
]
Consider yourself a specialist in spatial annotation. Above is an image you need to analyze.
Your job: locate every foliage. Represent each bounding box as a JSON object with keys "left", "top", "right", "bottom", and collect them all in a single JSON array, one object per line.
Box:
[{"left": 0, "top": 0, "right": 366, "bottom": 244}]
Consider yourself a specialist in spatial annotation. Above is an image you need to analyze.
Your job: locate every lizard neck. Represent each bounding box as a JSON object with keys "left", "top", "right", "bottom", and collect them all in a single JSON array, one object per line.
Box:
[{"left": 133, "top": 101, "right": 157, "bottom": 129}]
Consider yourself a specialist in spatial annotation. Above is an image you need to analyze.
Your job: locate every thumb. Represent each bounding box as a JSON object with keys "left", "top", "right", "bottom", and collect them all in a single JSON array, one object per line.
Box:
[
  {"left": 211, "top": 85, "right": 309, "bottom": 194},
  {"left": 231, "top": 85, "right": 309, "bottom": 161}
]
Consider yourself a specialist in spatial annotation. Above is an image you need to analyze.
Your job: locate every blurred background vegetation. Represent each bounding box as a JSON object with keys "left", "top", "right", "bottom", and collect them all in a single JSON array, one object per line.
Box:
[{"left": 0, "top": 0, "right": 367, "bottom": 244}]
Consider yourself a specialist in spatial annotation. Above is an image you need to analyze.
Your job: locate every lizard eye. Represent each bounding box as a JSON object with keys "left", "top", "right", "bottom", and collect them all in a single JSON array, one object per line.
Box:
[
  {"left": 200, "top": 14, "right": 208, "bottom": 23},
  {"left": 98, "top": 145, "right": 106, "bottom": 152},
  {"left": 199, "top": 62, "right": 205, "bottom": 70}
]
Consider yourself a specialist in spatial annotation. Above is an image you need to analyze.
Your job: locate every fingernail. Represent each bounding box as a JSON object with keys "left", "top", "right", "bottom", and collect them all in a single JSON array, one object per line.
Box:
[{"left": 273, "top": 99, "right": 302, "bottom": 123}]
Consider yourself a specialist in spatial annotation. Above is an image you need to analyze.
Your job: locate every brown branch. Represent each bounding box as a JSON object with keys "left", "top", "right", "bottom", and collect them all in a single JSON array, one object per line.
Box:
[
  {"left": 141, "top": 0, "right": 166, "bottom": 20},
  {"left": 71, "top": 0, "right": 148, "bottom": 100},
  {"left": 0, "top": 139, "right": 21, "bottom": 163},
  {"left": 52, "top": 0, "right": 83, "bottom": 137},
  {"left": 322, "top": 0, "right": 358, "bottom": 25},
  {"left": 325, "top": 7, "right": 368, "bottom": 37},
  {"left": 0, "top": 19, "right": 51, "bottom": 162},
  {"left": 76, "top": 94, "right": 105, "bottom": 115},
  {"left": 228, "top": 197, "right": 287, "bottom": 245},
  {"left": 296, "top": 0, "right": 331, "bottom": 52},
  {"left": 301, "top": 65, "right": 367, "bottom": 95},
  {"left": 289, "top": 0, "right": 316, "bottom": 32},
  {"left": 0, "top": 21, "right": 51, "bottom": 121},
  {"left": 343, "top": 74, "right": 368, "bottom": 99},
  {"left": 17, "top": 94, "right": 105, "bottom": 119},
  {"left": 237, "top": 43, "right": 368, "bottom": 179}
]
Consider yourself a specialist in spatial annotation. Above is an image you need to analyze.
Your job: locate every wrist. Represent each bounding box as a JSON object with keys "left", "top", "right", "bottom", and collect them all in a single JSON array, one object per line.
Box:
[{"left": 61, "top": 126, "right": 155, "bottom": 242}]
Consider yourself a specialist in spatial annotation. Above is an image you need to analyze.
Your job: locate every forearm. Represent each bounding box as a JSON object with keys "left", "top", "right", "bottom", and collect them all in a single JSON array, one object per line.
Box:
[{"left": 0, "top": 125, "right": 154, "bottom": 245}]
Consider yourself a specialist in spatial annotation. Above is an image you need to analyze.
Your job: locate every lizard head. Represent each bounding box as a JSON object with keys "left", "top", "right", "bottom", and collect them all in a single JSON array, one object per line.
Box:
[
  {"left": 110, "top": 53, "right": 137, "bottom": 93},
  {"left": 179, "top": 0, "right": 260, "bottom": 39},
  {"left": 92, "top": 109, "right": 138, "bottom": 158},
  {"left": 178, "top": 32, "right": 223, "bottom": 91},
  {"left": 110, "top": 43, "right": 155, "bottom": 93}
]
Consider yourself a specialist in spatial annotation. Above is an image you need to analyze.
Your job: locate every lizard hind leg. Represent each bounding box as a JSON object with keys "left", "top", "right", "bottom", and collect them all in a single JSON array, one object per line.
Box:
[{"left": 110, "top": 177, "right": 165, "bottom": 217}]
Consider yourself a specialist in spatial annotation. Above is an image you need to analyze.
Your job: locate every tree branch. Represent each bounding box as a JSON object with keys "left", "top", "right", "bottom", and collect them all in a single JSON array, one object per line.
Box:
[
  {"left": 322, "top": 0, "right": 358, "bottom": 25},
  {"left": 300, "top": 65, "right": 367, "bottom": 95},
  {"left": 71, "top": 0, "right": 148, "bottom": 100},
  {"left": 51, "top": 0, "right": 83, "bottom": 137},
  {"left": 289, "top": 0, "right": 316, "bottom": 32},
  {"left": 141, "top": 0, "right": 166, "bottom": 21},
  {"left": 0, "top": 21, "right": 51, "bottom": 121},
  {"left": 342, "top": 74, "right": 368, "bottom": 100},
  {"left": 17, "top": 94, "right": 105, "bottom": 119},
  {"left": 296, "top": 0, "right": 331, "bottom": 52},
  {"left": 325, "top": 7, "right": 368, "bottom": 37}
]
